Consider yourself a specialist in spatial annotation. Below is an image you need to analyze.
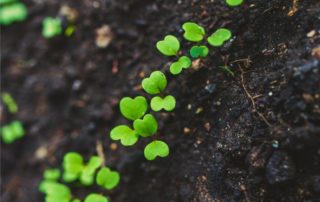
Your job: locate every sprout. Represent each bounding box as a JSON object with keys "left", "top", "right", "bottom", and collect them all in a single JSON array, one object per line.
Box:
[
  {"left": 0, "top": 2, "right": 27, "bottom": 25},
  {"left": 151, "top": 95, "right": 176, "bottom": 112},
  {"left": 226, "top": 0, "right": 243, "bottom": 6},
  {"left": 182, "top": 22, "right": 205, "bottom": 42},
  {"left": 207, "top": 28, "right": 232, "bottom": 47},
  {"left": 190, "top": 45, "right": 209, "bottom": 58},
  {"left": 156, "top": 35, "right": 180, "bottom": 56},
  {"left": 119, "top": 96, "right": 148, "bottom": 120},
  {"left": 80, "top": 156, "right": 102, "bottom": 186},
  {"left": 42, "top": 17, "right": 62, "bottom": 39},
  {"left": 39, "top": 168, "right": 61, "bottom": 193},
  {"left": 43, "top": 182, "right": 71, "bottom": 202},
  {"left": 141, "top": 71, "right": 167, "bottom": 95},
  {"left": 110, "top": 125, "right": 139, "bottom": 146},
  {"left": 96, "top": 167, "right": 120, "bottom": 190},
  {"left": 0, "top": 120, "right": 24, "bottom": 144},
  {"left": 144, "top": 140, "right": 169, "bottom": 160},
  {"left": 1, "top": 92, "right": 18, "bottom": 113},
  {"left": 133, "top": 114, "right": 158, "bottom": 137},
  {"left": 169, "top": 56, "right": 191, "bottom": 75},
  {"left": 62, "top": 152, "right": 84, "bottom": 182},
  {"left": 85, "top": 193, "right": 108, "bottom": 202}
]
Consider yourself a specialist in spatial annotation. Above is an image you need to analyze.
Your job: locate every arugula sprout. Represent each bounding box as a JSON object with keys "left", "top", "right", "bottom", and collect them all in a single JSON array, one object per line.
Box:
[
  {"left": 151, "top": 95, "right": 176, "bottom": 112},
  {"left": 144, "top": 140, "right": 169, "bottom": 160},
  {"left": 0, "top": 2, "right": 27, "bottom": 25},
  {"left": 42, "top": 17, "right": 62, "bottom": 39},
  {"left": 96, "top": 167, "right": 120, "bottom": 190},
  {"left": 142, "top": 71, "right": 167, "bottom": 95},
  {"left": 207, "top": 28, "right": 232, "bottom": 47},
  {"left": 85, "top": 193, "right": 108, "bottom": 202},
  {"left": 62, "top": 152, "right": 84, "bottom": 182},
  {"left": 133, "top": 114, "right": 158, "bottom": 137},
  {"left": 156, "top": 35, "right": 180, "bottom": 56},
  {"left": 80, "top": 156, "right": 102, "bottom": 186},
  {"left": 43, "top": 182, "right": 71, "bottom": 202},
  {"left": 226, "top": 0, "right": 243, "bottom": 6},
  {"left": 182, "top": 22, "right": 205, "bottom": 42},
  {"left": 190, "top": 45, "right": 209, "bottom": 58},
  {"left": 0, "top": 120, "right": 24, "bottom": 144},
  {"left": 110, "top": 125, "right": 139, "bottom": 146},
  {"left": 1, "top": 92, "right": 18, "bottom": 113},
  {"left": 120, "top": 96, "right": 148, "bottom": 120},
  {"left": 169, "top": 56, "right": 191, "bottom": 75},
  {"left": 39, "top": 168, "right": 61, "bottom": 193}
]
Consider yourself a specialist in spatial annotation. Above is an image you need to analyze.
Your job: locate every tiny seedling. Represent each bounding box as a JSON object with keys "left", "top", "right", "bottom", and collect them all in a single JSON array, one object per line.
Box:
[
  {"left": 190, "top": 45, "right": 209, "bottom": 58},
  {"left": 80, "top": 156, "right": 102, "bottom": 186},
  {"left": 182, "top": 22, "right": 205, "bottom": 42},
  {"left": 62, "top": 152, "right": 84, "bottom": 182},
  {"left": 119, "top": 96, "right": 148, "bottom": 120},
  {"left": 151, "top": 95, "right": 176, "bottom": 112},
  {"left": 226, "top": 0, "right": 243, "bottom": 6},
  {"left": 219, "top": 65, "right": 235, "bottom": 77},
  {"left": 142, "top": 71, "right": 167, "bottom": 95},
  {"left": 0, "top": 120, "right": 24, "bottom": 144},
  {"left": 144, "top": 140, "right": 169, "bottom": 160},
  {"left": 0, "top": 2, "right": 27, "bottom": 25},
  {"left": 207, "top": 28, "right": 232, "bottom": 47},
  {"left": 39, "top": 168, "right": 61, "bottom": 193},
  {"left": 85, "top": 193, "right": 108, "bottom": 202},
  {"left": 42, "top": 17, "right": 62, "bottom": 39},
  {"left": 43, "top": 182, "right": 71, "bottom": 202},
  {"left": 110, "top": 125, "right": 139, "bottom": 146},
  {"left": 156, "top": 35, "right": 180, "bottom": 56},
  {"left": 1, "top": 92, "right": 18, "bottom": 113},
  {"left": 169, "top": 56, "right": 191, "bottom": 75},
  {"left": 96, "top": 167, "right": 120, "bottom": 190},
  {"left": 133, "top": 114, "right": 158, "bottom": 137}
]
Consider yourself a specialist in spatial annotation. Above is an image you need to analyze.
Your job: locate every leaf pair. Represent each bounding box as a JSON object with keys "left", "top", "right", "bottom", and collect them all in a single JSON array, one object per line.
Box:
[
  {"left": 190, "top": 45, "right": 209, "bottom": 58},
  {"left": 144, "top": 140, "right": 169, "bottom": 161},
  {"left": 156, "top": 35, "right": 180, "bottom": 56},
  {"left": 142, "top": 71, "right": 167, "bottom": 95},
  {"left": 0, "top": 120, "right": 24, "bottom": 144},
  {"left": 151, "top": 96, "right": 176, "bottom": 112},
  {"left": 0, "top": 2, "right": 28, "bottom": 25},
  {"left": 182, "top": 22, "right": 206, "bottom": 42},
  {"left": 170, "top": 56, "right": 191, "bottom": 75},
  {"left": 42, "top": 17, "right": 62, "bottom": 39},
  {"left": 85, "top": 194, "right": 108, "bottom": 202},
  {"left": 226, "top": 0, "right": 243, "bottom": 6},
  {"left": 207, "top": 28, "right": 232, "bottom": 47},
  {"left": 96, "top": 167, "right": 120, "bottom": 190}
]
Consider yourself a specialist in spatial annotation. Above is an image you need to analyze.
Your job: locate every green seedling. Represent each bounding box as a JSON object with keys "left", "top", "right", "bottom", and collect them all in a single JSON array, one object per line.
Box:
[
  {"left": 207, "top": 28, "right": 232, "bottom": 47},
  {"left": 96, "top": 167, "right": 120, "bottom": 190},
  {"left": 72, "top": 199, "right": 81, "bottom": 202},
  {"left": 144, "top": 140, "right": 169, "bottom": 160},
  {"left": 110, "top": 125, "right": 139, "bottom": 146},
  {"left": 0, "top": 0, "right": 16, "bottom": 4},
  {"left": 226, "top": 0, "right": 243, "bottom": 6},
  {"left": 133, "top": 114, "right": 158, "bottom": 137},
  {"left": 1, "top": 92, "right": 18, "bottom": 113},
  {"left": 85, "top": 193, "right": 108, "bottom": 202},
  {"left": 0, "top": 120, "right": 24, "bottom": 144},
  {"left": 156, "top": 35, "right": 180, "bottom": 56},
  {"left": 62, "top": 152, "right": 84, "bottom": 182},
  {"left": 151, "top": 95, "right": 176, "bottom": 112},
  {"left": 190, "top": 45, "right": 209, "bottom": 58},
  {"left": 42, "top": 17, "right": 62, "bottom": 39},
  {"left": 182, "top": 22, "right": 205, "bottom": 42},
  {"left": 169, "top": 56, "right": 191, "bottom": 75},
  {"left": 142, "top": 71, "right": 167, "bottom": 95},
  {"left": 219, "top": 65, "right": 235, "bottom": 77},
  {"left": 39, "top": 168, "right": 61, "bottom": 193},
  {"left": 0, "top": 2, "right": 27, "bottom": 25},
  {"left": 120, "top": 96, "right": 148, "bottom": 120},
  {"left": 80, "top": 156, "right": 102, "bottom": 186},
  {"left": 43, "top": 182, "right": 71, "bottom": 202}
]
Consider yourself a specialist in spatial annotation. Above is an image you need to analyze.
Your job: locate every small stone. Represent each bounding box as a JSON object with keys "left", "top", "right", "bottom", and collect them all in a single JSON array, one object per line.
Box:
[
  {"left": 35, "top": 146, "right": 48, "bottom": 159},
  {"left": 95, "top": 25, "right": 113, "bottom": 48},
  {"left": 184, "top": 127, "right": 191, "bottom": 134},
  {"left": 307, "top": 30, "right": 316, "bottom": 38},
  {"left": 110, "top": 143, "right": 117, "bottom": 151}
]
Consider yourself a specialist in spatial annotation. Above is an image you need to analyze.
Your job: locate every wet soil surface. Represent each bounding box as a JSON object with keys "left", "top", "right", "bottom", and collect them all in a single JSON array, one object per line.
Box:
[{"left": 1, "top": 0, "right": 320, "bottom": 201}]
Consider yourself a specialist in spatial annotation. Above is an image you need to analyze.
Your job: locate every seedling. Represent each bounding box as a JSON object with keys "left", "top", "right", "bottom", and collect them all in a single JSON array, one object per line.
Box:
[
  {"left": 226, "top": 0, "right": 243, "bottom": 6},
  {"left": 119, "top": 96, "right": 148, "bottom": 120},
  {"left": 96, "top": 167, "right": 120, "bottom": 190},
  {"left": 43, "top": 182, "right": 71, "bottom": 202},
  {"left": 39, "top": 168, "right": 61, "bottom": 193},
  {"left": 190, "top": 45, "right": 209, "bottom": 58},
  {"left": 182, "top": 22, "right": 205, "bottom": 42},
  {"left": 169, "top": 56, "right": 191, "bottom": 75},
  {"left": 144, "top": 140, "right": 169, "bottom": 160},
  {"left": 0, "top": 2, "right": 27, "bottom": 25},
  {"left": 0, "top": 120, "right": 24, "bottom": 144},
  {"left": 1, "top": 92, "right": 18, "bottom": 113},
  {"left": 156, "top": 35, "right": 180, "bottom": 56},
  {"left": 85, "top": 193, "right": 108, "bottom": 202},
  {"left": 207, "top": 28, "right": 232, "bottom": 47},
  {"left": 133, "top": 114, "right": 158, "bottom": 137},
  {"left": 219, "top": 65, "right": 235, "bottom": 77},
  {"left": 151, "top": 95, "right": 176, "bottom": 112},
  {"left": 80, "top": 156, "right": 102, "bottom": 185},
  {"left": 142, "top": 71, "right": 167, "bottom": 95},
  {"left": 110, "top": 125, "right": 139, "bottom": 146},
  {"left": 42, "top": 17, "right": 62, "bottom": 38}
]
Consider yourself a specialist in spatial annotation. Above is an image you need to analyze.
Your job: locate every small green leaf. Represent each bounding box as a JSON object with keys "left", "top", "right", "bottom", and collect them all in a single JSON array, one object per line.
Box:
[
  {"left": 144, "top": 140, "right": 169, "bottom": 160},
  {"left": 190, "top": 45, "right": 209, "bottom": 58},
  {"left": 120, "top": 96, "right": 148, "bottom": 120},
  {"left": 1, "top": 92, "right": 18, "bottom": 113},
  {"left": 207, "top": 28, "right": 232, "bottom": 47},
  {"left": 226, "top": 0, "right": 243, "bottom": 6},
  {"left": 133, "top": 114, "right": 158, "bottom": 137},
  {"left": 62, "top": 152, "right": 84, "bottom": 182},
  {"left": 42, "top": 17, "right": 62, "bottom": 39},
  {"left": 110, "top": 125, "right": 139, "bottom": 146},
  {"left": 142, "top": 71, "right": 167, "bottom": 95},
  {"left": 44, "top": 169, "right": 61, "bottom": 181},
  {"left": 151, "top": 95, "right": 176, "bottom": 112},
  {"left": 45, "top": 195, "right": 70, "bottom": 202},
  {"left": 80, "top": 156, "right": 102, "bottom": 185},
  {"left": 96, "top": 167, "right": 120, "bottom": 190},
  {"left": 0, "top": 3, "right": 28, "bottom": 25},
  {"left": 85, "top": 194, "right": 108, "bottom": 202},
  {"left": 169, "top": 56, "right": 191, "bottom": 75},
  {"left": 45, "top": 183, "right": 71, "bottom": 198},
  {"left": 182, "top": 22, "right": 205, "bottom": 42},
  {"left": 156, "top": 35, "right": 180, "bottom": 56}
]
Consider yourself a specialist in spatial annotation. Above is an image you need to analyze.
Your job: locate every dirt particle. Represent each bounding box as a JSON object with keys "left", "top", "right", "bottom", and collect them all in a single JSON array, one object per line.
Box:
[
  {"left": 95, "top": 25, "right": 113, "bottom": 48},
  {"left": 307, "top": 30, "right": 316, "bottom": 38},
  {"left": 184, "top": 127, "right": 191, "bottom": 134},
  {"left": 110, "top": 143, "right": 118, "bottom": 151},
  {"left": 311, "top": 47, "right": 320, "bottom": 59}
]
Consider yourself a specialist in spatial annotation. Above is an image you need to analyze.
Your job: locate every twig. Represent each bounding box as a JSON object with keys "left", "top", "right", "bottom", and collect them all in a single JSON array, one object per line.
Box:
[{"left": 96, "top": 140, "right": 106, "bottom": 166}]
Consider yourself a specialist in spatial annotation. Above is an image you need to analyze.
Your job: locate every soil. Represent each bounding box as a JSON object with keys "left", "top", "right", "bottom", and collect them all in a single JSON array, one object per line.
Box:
[{"left": 1, "top": 0, "right": 320, "bottom": 201}]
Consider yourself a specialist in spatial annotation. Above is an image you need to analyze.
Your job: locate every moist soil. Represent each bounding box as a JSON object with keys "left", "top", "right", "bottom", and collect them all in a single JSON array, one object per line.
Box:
[{"left": 1, "top": 0, "right": 320, "bottom": 201}]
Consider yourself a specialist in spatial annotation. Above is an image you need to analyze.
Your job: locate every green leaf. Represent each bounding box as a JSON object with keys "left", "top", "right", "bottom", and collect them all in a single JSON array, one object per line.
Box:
[
  {"left": 85, "top": 194, "right": 108, "bottom": 202},
  {"left": 120, "top": 96, "right": 148, "bottom": 120},
  {"left": 182, "top": 22, "right": 205, "bottom": 42},
  {"left": 110, "top": 125, "right": 139, "bottom": 146},
  {"left": 144, "top": 140, "right": 169, "bottom": 160},
  {"left": 62, "top": 172, "right": 78, "bottom": 183},
  {"left": 150, "top": 95, "right": 176, "bottom": 112},
  {"left": 0, "top": 3, "right": 28, "bottom": 25},
  {"left": 156, "top": 35, "right": 180, "bottom": 56},
  {"left": 44, "top": 169, "right": 61, "bottom": 181},
  {"left": 141, "top": 71, "right": 167, "bottom": 95},
  {"left": 0, "top": 121, "right": 24, "bottom": 144},
  {"left": 226, "top": 0, "right": 243, "bottom": 6},
  {"left": 169, "top": 56, "right": 191, "bottom": 75},
  {"left": 80, "top": 156, "right": 102, "bottom": 185},
  {"left": 45, "top": 183, "right": 71, "bottom": 198},
  {"left": 42, "top": 17, "right": 62, "bottom": 39},
  {"left": 96, "top": 167, "right": 120, "bottom": 190},
  {"left": 207, "top": 28, "right": 232, "bottom": 47},
  {"left": 133, "top": 114, "right": 158, "bottom": 137},
  {"left": 62, "top": 152, "right": 84, "bottom": 182},
  {"left": 190, "top": 45, "right": 209, "bottom": 58},
  {"left": 1, "top": 92, "right": 18, "bottom": 113},
  {"left": 45, "top": 195, "right": 70, "bottom": 202}
]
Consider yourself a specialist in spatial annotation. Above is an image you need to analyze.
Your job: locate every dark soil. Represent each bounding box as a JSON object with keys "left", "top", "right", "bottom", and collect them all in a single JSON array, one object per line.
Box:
[{"left": 1, "top": 0, "right": 320, "bottom": 201}]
